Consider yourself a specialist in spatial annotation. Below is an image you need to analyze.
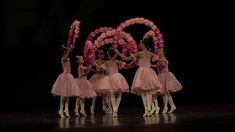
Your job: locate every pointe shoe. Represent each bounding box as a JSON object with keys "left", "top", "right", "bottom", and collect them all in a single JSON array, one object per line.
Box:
[
  {"left": 90, "top": 106, "right": 95, "bottom": 114},
  {"left": 112, "top": 108, "right": 118, "bottom": 117},
  {"left": 74, "top": 109, "right": 80, "bottom": 117},
  {"left": 64, "top": 110, "right": 70, "bottom": 118},
  {"left": 150, "top": 107, "right": 156, "bottom": 114},
  {"left": 112, "top": 110, "right": 118, "bottom": 117},
  {"left": 102, "top": 105, "right": 107, "bottom": 112},
  {"left": 168, "top": 105, "right": 176, "bottom": 113},
  {"left": 155, "top": 107, "right": 160, "bottom": 115},
  {"left": 143, "top": 111, "right": 148, "bottom": 117},
  {"left": 58, "top": 110, "right": 65, "bottom": 118},
  {"left": 147, "top": 110, "right": 152, "bottom": 117},
  {"left": 143, "top": 108, "right": 148, "bottom": 117},
  {"left": 80, "top": 110, "right": 87, "bottom": 117},
  {"left": 106, "top": 107, "right": 112, "bottom": 114},
  {"left": 143, "top": 113, "right": 147, "bottom": 117},
  {"left": 162, "top": 107, "right": 168, "bottom": 114}
]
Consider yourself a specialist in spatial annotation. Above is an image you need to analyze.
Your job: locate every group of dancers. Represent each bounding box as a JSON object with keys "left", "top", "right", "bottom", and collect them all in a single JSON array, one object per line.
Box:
[{"left": 51, "top": 38, "right": 182, "bottom": 118}]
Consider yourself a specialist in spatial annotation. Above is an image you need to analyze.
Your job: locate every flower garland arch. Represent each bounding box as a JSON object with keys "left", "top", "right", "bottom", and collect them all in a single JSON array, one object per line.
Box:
[
  {"left": 85, "top": 29, "right": 138, "bottom": 64},
  {"left": 142, "top": 30, "right": 164, "bottom": 53},
  {"left": 83, "top": 27, "right": 113, "bottom": 65},
  {"left": 117, "top": 17, "right": 164, "bottom": 53},
  {"left": 66, "top": 20, "right": 80, "bottom": 49}
]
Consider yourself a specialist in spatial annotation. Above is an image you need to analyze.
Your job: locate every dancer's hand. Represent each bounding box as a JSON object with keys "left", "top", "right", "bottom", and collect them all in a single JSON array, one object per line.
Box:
[
  {"left": 130, "top": 53, "right": 136, "bottom": 62},
  {"left": 113, "top": 48, "right": 119, "bottom": 53}
]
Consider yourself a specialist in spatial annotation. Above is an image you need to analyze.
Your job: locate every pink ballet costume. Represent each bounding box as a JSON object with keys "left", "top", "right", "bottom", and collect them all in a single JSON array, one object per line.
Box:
[
  {"left": 89, "top": 61, "right": 115, "bottom": 114},
  {"left": 89, "top": 70, "right": 107, "bottom": 95},
  {"left": 95, "top": 75, "right": 111, "bottom": 95},
  {"left": 157, "top": 58, "right": 182, "bottom": 94},
  {"left": 75, "top": 66, "right": 97, "bottom": 99},
  {"left": 51, "top": 58, "right": 78, "bottom": 97},
  {"left": 89, "top": 72, "right": 110, "bottom": 113},
  {"left": 100, "top": 60, "right": 129, "bottom": 117},
  {"left": 109, "top": 61, "right": 129, "bottom": 93},
  {"left": 131, "top": 56, "right": 163, "bottom": 94},
  {"left": 97, "top": 61, "right": 129, "bottom": 94}
]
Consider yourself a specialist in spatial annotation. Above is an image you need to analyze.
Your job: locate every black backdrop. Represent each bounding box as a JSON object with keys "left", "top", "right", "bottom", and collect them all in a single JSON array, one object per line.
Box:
[{"left": 1, "top": 0, "right": 234, "bottom": 113}]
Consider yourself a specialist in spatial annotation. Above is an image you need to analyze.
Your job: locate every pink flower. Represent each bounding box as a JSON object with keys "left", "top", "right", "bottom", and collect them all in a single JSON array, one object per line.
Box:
[
  {"left": 118, "top": 39, "right": 124, "bottom": 44},
  {"left": 143, "top": 21, "right": 149, "bottom": 26},
  {"left": 86, "top": 40, "right": 92, "bottom": 46},
  {"left": 117, "top": 27, "right": 122, "bottom": 31},
  {"left": 104, "top": 39, "right": 109, "bottom": 44},
  {"left": 117, "top": 35, "right": 122, "bottom": 40},
  {"left": 130, "top": 21, "right": 135, "bottom": 25},
  {"left": 134, "top": 17, "right": 139, "bottom": 21},
  {"left": 108, "top": 38, "right": 114, "bottom": 43},
  {"left": 122, "top": 42, "right": 127, "bottom": 46},
  {"left": 86, "top": 36, "right": 92, "bottom": 41},
  {"left": 94, "top": 41, "right": 98, "bottom": 45},
  {"left": 125, "top": 33, "right": 131, "bottom": 38},
  {"left": 120, "top": 23, "right": 126, "bottom": 28},
  {"left": 139, "top": 17, "right": 145, "bottom": 21},
  {"left": 158, "top": 34, "right": 163, "bottom": 39},
  {"left": 91, "top": 32, "right": 96, "bottom": 37},
  {"left": 101, "top": 33, "right": 107, "bottom": 39},
  {"left": 154, "top": 41, "right": 159, "bottom": 46},
  {"left": 129, "top": 18, "right": 134, "bottom": 22},
  {"left": 154, "top": 29, "right": 160, "bottom": 34},
  {"left": 99, "top": 27, "right": 104, "bottom": 32},
  {"left": 127, "top": 37, "right": 133, "bottom": 42},
  {"left": 112, "top": 43, "right": 118, "bottom": 49},
  {"left": 70, "top": 44, "right": 75, "bottom": 49},
  {"left": 126, "top": 20, "right": 130, "bottom": 24},
  {"left": 100, "top": 41, "right": 104, "bottom": 46},
  {"left": 148, "top": 22, "right": 154, "bottom": 27},
  {"left": 74, "top": 34, "right": 79, "bottom": 38},
  {"left": 107, "top": 27, "right": 113, "bottom": 30},
  {"left": 114, "top": 35, "right": 118, "bottom": 40},
  {"left": 154, "top": 36, "right": 158, "bottom": 41},
  {"left": 111, "top": 29, "right": 116, "bottom": 35},
  {"left": 106, "top": 31, "right": 111, "bottom": 36},
  {"left": 97, "top": 37, "right": 102, "bottom": 42},
  {"left": 159, "top": 43, "right": 164, "bottom": 48},
  {"left": 95, "top": 30, "right": 99, "bottom": 34}
]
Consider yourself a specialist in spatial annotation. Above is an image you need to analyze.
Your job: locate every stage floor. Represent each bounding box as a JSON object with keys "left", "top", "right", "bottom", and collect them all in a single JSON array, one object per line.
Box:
[{"left": 1, "top": 104, "right": 235, "bottom": 132}]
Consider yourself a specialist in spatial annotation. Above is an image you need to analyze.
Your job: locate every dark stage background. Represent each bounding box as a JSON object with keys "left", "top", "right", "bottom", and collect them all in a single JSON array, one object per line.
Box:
[{"left": 1, "top": 0, "right": 234, "bottom": 113}]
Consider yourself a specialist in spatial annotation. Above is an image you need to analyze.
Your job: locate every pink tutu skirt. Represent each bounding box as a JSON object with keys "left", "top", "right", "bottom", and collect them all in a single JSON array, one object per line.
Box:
[
  {"left": 109, "top": 73, "right": 129, "bottom": 93},
  {"left": 74, "top": 76, "right": 97, "bottom": 99},
  {"left": 131, "top": 67, "right": 163, "bottom": 94},
  {"left": 89, "top": 73, "right": 106, "bottom": 90},
  {"left": 158, "top": 72, "right": 182, "bottom": 94},
  {"left": 96, "top": 75, "right": 112, "bottom": 95},
  {"left": 51, "top": 73, "right": 78, "bottom": 97}
]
